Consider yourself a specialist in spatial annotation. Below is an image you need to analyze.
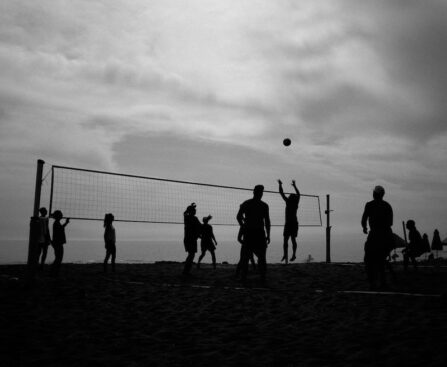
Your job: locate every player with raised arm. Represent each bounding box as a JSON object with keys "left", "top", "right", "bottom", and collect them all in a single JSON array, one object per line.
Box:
[{"left": 278, "top": 179, "right": 300, "bottom": 264}]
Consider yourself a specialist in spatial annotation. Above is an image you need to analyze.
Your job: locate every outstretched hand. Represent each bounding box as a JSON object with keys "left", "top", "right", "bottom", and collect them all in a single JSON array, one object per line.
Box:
[
  {"left": 292, "top": 180, "right": 296, "bottom": 186},
  {"left": 278, "top": 179, "right": 282, "bottom": 185}
]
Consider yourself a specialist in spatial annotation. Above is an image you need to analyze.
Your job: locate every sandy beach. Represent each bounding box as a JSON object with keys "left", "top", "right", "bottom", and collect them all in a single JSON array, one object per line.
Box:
[{"left": 1, "top": 261, "right": 446, "bottom": 367}]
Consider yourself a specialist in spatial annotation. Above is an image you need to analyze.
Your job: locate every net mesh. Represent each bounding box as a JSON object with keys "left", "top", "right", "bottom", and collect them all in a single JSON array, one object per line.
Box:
[{"left": 49, "top": 166, "right": 322, "bottom": 226}]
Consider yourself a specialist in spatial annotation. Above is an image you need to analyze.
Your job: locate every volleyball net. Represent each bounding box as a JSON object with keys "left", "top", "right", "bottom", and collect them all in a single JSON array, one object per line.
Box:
[{"left": 47, "top": 165, "right": 322, "bottom": 227}]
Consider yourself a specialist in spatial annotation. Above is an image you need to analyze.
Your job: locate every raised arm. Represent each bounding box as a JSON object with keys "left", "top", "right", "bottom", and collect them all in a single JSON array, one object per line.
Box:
[
  {"left": 278, "top": 179, "right": 287, "bottom": 202},
  {"left": 292, "top": 180, "right": 300, "bottom": 199}
]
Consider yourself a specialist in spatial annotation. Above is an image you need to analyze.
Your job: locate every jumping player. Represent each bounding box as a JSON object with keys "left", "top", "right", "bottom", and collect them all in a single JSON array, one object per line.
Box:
[{"left": 278, "top": 179, "right": 300, "bottom": 264}]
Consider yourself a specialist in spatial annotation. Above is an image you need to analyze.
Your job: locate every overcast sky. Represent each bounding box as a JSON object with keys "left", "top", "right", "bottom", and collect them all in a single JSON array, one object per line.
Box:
[{"left": 1, "top": 0, "right": 446, "bottom": 246}]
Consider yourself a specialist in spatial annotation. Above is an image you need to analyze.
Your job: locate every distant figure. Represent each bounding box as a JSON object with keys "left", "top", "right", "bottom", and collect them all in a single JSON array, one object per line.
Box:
[
  {"left": 197, "top": 215, "right": 218, "bottom": 269},
  {"left": 50, "top": 210, "right": 70, "bottom": 277},
  {"left": 422, "top": 233, "right": 431, "bottom": 256},
  {"left": 403, "top": 220, "right": 424, "bottom": 271},
  {"left": 37, "top": 207, "right": 51, "bottom": 269},
  {"left": 235, "top": 225, "right": 257, "bottom": 277},
  {"left": 278, "top": 179, "right": 300, "bottom": 263},
  {"left": 361, "top": 185, "right": 394, "bottom": 290},
  {"left": 103, "top": 213, "right": 116, "bottom": 273},
  {"left": 183, "top": 203, "right": 201, "bottom": 276},
  {"left": 431, "top": 229, "right": 443, "bottom": 258},
  {"left": 236, "top": 185, "right": 270, "bottom": 283}
]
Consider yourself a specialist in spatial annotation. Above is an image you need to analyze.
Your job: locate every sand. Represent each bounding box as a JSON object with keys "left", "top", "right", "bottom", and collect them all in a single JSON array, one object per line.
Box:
[{"left": 1, "top": 261, "right": 446, "bottom": 367}]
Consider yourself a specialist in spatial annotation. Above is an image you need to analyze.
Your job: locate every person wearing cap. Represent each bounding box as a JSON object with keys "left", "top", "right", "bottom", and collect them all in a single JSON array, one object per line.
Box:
[
  {"left": 361, "top": 185, "right": 394, "bottom": 290},
  {"left": 182, "top": 203, "right": 202, "bottom": 276},
  {"left": 197, "top": 215, "right": 218, "bottom": 270},
  {"left": 236, "top": 184, "right": 271, "bottom": 283}
]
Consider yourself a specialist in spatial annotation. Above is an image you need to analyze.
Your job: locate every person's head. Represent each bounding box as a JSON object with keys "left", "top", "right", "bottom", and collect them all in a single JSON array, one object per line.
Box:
[
  {"left": 104, "top": 213, "right": 115, "bottom": 227},
  {"left": 253, "top": 185, "right": 264, "bottom": 200},
  {"left": 186, "top": 202, "right": 197, "bottom": 215},
  {"left": 406, "top": 219, "right": 416, "bottom": 230},
  {"left": 39, "top": 207, "right": 47, "bottom": 217},
  {"left": 373, "top": 185, "right": 385, "bottom": 200},
  {"left": 423, "top": 233, "right": 428, "bottom": 240},
  {"left": 203, "top": 215, "right": 212, "bottom": 224},
  {"left": 52, "top": 210, "right": 63, "bottom": 221}
]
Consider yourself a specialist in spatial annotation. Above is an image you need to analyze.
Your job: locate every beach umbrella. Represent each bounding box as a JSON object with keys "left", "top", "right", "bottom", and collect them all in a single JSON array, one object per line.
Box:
[{"left": 393, "top": 233, "right": 407, "bottom": 248}]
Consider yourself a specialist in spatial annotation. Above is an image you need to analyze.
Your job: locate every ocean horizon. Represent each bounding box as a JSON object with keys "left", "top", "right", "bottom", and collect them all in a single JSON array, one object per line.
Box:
[{"left": 0, "top": 229, "right": 367, "bottom": 265}]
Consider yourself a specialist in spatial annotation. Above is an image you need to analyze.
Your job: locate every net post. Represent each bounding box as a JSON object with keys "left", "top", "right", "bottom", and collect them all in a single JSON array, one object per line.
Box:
[
  {"left": 49, "top": 166, "right": 54, "bottom": 217},
  {"left": 26, "top": 159, "right": 45, "bottom": 285},
  {"left": 325, "top": 194, "right": 332, "bottom": 263}
]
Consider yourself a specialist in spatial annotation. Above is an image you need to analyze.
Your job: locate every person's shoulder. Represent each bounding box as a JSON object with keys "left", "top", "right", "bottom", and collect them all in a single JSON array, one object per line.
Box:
[{"left": 260, "top": 200, "right": 269, "bottom": 208}]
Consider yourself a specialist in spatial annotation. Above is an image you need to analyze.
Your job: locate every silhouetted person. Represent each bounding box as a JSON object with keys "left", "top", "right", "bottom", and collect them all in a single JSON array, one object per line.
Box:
[
  {"left": 50, "top": 210, "right": 69, "bottom": 277},
  {"left": 197, "top": 215, "right": 218, "bottom": 269},
  {"left": 278, "top": 179, "right": 300, "bottom": 263},
  {"left": 422, "top": 233, "right": 431, "bottom": 255},
  {"left": 103, "top": 213, "right": 116, "bottom": 273},
  {"left": 183, "top": 203, "right": 201, "bottom": 276},
  {"left": 235, "top": 225, "right": 257, "bottom": 277},
  {"left": 237, "top": 185, "right": 270, "bottom": 283},
  {"left": 37, "top": 207, "right": 51, "bottom": 270},
  {"left": 431, "top": 229, "right": 442, "bottom": 258},
  {"left": 403, "top": 220, "right": 424, "bottom": 271},
  {"left": 361, "top": 185, "right": 393, "bottom": 290}
]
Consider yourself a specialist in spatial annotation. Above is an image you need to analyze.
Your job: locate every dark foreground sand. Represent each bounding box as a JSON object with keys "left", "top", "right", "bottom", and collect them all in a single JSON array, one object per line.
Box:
[{"left": 1, "top": 261, "right": 446, "bottom": 367}]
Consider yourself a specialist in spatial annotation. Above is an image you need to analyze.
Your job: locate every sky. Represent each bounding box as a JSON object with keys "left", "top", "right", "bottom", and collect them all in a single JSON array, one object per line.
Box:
[{"left": 1, "top": 0, "right": 447, "bottom": 259}]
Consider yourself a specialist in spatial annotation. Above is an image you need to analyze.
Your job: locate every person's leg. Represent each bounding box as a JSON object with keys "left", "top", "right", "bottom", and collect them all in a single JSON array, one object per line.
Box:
[
  {"left": 40, "top": 245, "right": 48, "bottom": 267},
  {"left": 239, "top": 244, "right": 251, "bottom": 281},
  {"left": 183, "top": 252, "right": 195, "bottom": 275},
  {"left": 104, "top": 250, "right": 111, "bottom": 273},
  {"left": 411, "top": 255, "right": 418, "bottom": 271},
  {"left": 51, "top": 245, "right": 63, "bottom": 277},
  {"left": 250, "top": 252, "right": 257, "bottom": 271},
  {"left": 254, "top": 247, "right": 267, "bottom": 282},
  {"left": 290, "top": 236, "right": 298, "bottom": 261},
  {"left": 197, "top": 250, "right": 206, "bottom": 268},
  {"left": 282, "top": 235, "right": 289, "bottom": 263},
  {"left": 210, "top": 250, "right": 216, "bottom": 269},
  {"left": 111, "top": 245, "right": 116, "bottom": 273}
]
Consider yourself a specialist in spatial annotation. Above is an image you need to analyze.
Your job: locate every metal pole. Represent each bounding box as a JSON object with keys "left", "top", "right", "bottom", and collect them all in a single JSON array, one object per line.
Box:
[
  {"left": 26, "top": 159, "right": 45, "bottom": 285},
  {"left": 325, "top": 194, "right": 332, "bottom": 263}
]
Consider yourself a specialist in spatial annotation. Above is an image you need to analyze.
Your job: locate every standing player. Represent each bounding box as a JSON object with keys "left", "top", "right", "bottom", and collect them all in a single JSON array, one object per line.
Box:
[
  {"left": 50, "top": 210, "right": 70, "bottom": 277},
  {"left": 37, "top": 207, "right": 52, "bottom": 269},
  {"left": 236, "top": 185, "right": 270, "bottom": 283},
  {"left": 103, "top": 213, "right": 116, "bottom": 273},
  {"left": 197, "top": 215, "right": 218, "bottom": 269},
  {"left": 361, "top": 186, "right": 394, "bottom": 290},
  {"left": 278, "top": 179, "right": 300, "bottom": 264},
  {"left": 183, "top": 203, "right": 201, "bottom": 276}
]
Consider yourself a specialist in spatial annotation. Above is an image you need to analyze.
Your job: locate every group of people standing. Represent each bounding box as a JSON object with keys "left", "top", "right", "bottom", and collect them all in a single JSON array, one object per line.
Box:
[
  {"left": 182, "top": 180, "right": 301, "bottom": 283},
  {"left": 36, "top": 208, "right": 116, "bottom": 276},
  {"left": 361, "top": 185, "right": 444, "bottom": 290}
]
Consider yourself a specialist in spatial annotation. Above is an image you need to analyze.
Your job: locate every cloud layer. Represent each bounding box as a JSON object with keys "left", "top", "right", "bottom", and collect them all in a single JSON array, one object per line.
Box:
[{"left": 1, "top": 0, "right": 446, "bottom": 239}]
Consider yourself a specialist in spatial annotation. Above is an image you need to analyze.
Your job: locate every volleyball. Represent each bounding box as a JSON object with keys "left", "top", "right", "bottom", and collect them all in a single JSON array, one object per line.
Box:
[{"left": 283, "top": 138, "right": 291, "bottom": 146}]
